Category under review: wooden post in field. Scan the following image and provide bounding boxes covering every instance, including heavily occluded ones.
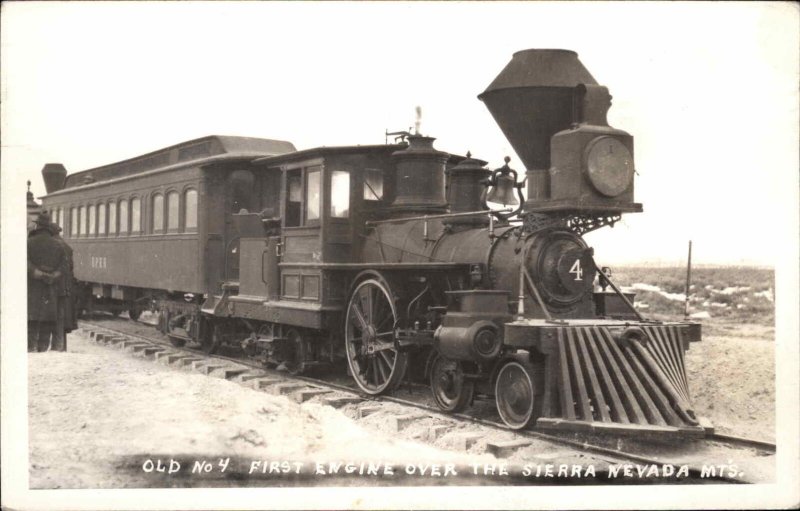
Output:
[684,240,693,320]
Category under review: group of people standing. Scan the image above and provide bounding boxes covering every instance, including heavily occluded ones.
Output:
[27,211,77,352]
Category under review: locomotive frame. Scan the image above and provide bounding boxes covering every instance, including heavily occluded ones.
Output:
[38,49,709,438]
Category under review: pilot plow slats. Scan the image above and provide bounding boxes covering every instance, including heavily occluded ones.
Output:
[537,325,705,437]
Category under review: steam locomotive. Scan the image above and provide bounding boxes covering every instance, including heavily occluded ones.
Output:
[38,50,706,436]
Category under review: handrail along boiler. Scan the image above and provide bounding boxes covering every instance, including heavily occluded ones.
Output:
[39,49,707,436]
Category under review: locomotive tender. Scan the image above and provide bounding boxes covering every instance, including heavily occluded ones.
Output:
[39,50,706,436]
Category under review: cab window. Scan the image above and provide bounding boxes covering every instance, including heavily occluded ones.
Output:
[363,169,383,201]
[285,170,302,227]
[331,170,350,218]
[306,168,321,222]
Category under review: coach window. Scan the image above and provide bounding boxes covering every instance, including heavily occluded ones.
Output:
[184,189,198,231]
[98,203,106,236]
[88,204,96,236]
[78,205,86,237]
[152,193,164,233]
[119,200,129,235]
[167,191,179,232]
[363,169,384,201]
[131,198,141,234]
[286,170,302,227]
[330,170,350,218]
[70,207,78,237]
[306,167,321,223]
[108,201,117,235]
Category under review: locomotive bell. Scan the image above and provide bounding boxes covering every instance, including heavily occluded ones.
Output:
[486,172,519,206]
[482,157,525,218]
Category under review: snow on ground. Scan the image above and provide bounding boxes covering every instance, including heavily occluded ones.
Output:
[28,332,493,489]
[754,290,774,302]
[627,283,686,302]
[716,286,751,295]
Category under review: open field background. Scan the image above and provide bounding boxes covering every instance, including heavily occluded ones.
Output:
[612,266,775,441]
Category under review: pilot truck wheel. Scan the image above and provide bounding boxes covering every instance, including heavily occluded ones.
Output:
[494,360,541,430]
[430,354,474,413]
[344,278,408,395]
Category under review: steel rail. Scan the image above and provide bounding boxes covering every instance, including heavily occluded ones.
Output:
[707,433,776,454]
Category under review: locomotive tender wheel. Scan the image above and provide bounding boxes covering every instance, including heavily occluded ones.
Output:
[495,361,539,430]
[168,335,186,348]
[345,278,408,395]
[430,354,474,413]
[157,310,169,334]
[282,328,307,375]
[128,306,142,321]
[202,323,222,355]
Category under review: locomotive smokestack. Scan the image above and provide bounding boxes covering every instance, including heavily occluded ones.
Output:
[480,49,639,215]
[41,163,68,194]
[479,49,597,201]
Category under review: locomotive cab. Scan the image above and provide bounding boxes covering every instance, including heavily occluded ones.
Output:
[209,144,408,368]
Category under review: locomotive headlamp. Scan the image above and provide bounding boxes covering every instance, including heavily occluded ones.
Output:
[584,136,634,197]
[482,157,525,219]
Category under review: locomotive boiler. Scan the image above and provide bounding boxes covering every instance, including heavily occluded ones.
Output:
[38,49,707,436]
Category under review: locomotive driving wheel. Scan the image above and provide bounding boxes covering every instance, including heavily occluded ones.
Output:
[495,360,541,430]
[345,278,408,395]
[430,354,474,413]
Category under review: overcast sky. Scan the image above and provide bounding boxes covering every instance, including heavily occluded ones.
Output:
[2,1,797,266]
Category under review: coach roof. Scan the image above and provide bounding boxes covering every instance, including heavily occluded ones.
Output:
[48,136,296,197]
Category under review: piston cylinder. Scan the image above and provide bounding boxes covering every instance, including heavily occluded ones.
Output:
[433,290,511,362]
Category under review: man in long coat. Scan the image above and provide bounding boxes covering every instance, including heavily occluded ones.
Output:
[49,223,76,350]
[28,212,66,352]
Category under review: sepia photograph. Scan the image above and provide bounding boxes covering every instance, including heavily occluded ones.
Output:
[2,1,798,509]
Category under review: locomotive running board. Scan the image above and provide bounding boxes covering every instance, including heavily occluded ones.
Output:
[527,323,710,437]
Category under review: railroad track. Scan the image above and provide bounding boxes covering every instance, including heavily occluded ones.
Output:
[76,318,775,481]
[706,433,776,454]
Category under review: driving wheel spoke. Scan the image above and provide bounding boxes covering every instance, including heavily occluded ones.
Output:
[344,278,408,395]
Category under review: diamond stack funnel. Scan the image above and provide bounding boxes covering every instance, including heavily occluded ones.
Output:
[478,49,597,202]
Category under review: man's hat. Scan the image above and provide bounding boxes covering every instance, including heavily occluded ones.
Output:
[34,211,52,227]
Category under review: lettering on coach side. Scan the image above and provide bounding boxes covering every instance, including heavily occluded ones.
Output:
[91,256,108,269]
